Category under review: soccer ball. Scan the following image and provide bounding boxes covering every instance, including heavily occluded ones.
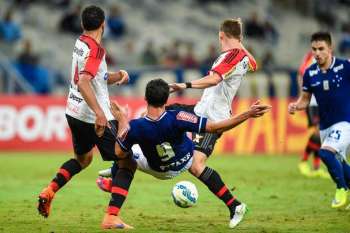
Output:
[171,181,198,208]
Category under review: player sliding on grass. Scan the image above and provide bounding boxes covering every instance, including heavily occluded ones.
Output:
[37,5,133,229]
[98,79,270,229]
[289,32,350,209]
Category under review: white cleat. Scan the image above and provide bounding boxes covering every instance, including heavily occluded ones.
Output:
[98,168,112,177]
[229,203,247,229]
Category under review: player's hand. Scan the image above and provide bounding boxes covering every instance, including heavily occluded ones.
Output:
[248,100,271,118]
[116,70,129,86]
[95,111,107,137]
[288,102,298,114]
[169,83,186,93]
[110,101,130,138]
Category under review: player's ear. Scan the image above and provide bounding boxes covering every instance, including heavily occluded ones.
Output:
[219,31,224,40]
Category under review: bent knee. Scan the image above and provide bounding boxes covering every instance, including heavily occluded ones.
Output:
[75,151,93,169]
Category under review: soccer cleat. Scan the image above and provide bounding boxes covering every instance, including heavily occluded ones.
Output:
[98,168,112,177]
[298,161,312,177]
[229,203,247,229]
[101,213,134,229]
[37,187,55,218]
[312,168,330,179]
[331,188,348,208]
[96,176,112,193]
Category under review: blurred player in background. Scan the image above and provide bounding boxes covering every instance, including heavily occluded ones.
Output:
[297,51,328,178]
[289,32,350,208]
[100,79,270,229]
[36,5,133,229]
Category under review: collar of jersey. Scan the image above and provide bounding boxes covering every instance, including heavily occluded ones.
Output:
[144,111,167,122]
[80,34,101,48]
[220,47,242,54]
[316,56,336,71]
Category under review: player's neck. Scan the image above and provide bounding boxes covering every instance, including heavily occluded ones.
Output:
[146,106,166,120]
[83,30,102,44]
[221,39,241,52]
[319,56,333,71]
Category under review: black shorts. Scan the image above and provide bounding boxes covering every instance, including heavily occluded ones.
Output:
[166,103,221,157]
[66,114,119,161]
[306,106,319,127]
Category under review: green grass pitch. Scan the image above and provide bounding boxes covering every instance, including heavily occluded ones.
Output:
[0,152,349,233]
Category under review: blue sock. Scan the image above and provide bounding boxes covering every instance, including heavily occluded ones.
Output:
[111,162,119,178]
[342,161,350,186]
[318,149,348,189]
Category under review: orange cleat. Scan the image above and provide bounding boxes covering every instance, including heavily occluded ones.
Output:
[37,187,55,218]
[101,213,134,229]
[96,176,112,193]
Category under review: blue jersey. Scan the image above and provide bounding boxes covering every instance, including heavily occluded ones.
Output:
[302,57,350,129]
[118,110,207,172]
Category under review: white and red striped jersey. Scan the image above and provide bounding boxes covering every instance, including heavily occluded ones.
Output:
[194,48,257,121]
[66,34,114,123]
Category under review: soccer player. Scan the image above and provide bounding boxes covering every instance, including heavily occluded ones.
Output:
[297,51,328,178]
[99,18,256,177]
[37,5,133,228]
[164,18,257,189]
[289,31,350,208]
[99,79,270,229]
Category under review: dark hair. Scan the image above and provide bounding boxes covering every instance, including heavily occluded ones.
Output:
[220,18,242,40]
[145,79,170,107]
[311,31,332,46]
[81,5,105,31]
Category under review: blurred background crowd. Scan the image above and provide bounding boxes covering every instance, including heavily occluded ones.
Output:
[1,0,350,97]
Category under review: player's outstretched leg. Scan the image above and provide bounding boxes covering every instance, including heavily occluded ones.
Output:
[318,149,348,208]
[101,158,136,229]
[37,156,86,217]
[196,166,246,228]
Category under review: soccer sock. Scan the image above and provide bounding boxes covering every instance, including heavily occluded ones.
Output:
[49,158,82,192]
[341,161,350,186]
[319,149,347,189]
[302,133,321,162]
[313,152,321,170]
[107,168,134,216]
[111,162,119,178]
[198,167,241,215]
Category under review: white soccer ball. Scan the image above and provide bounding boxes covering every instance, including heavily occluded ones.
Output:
[171,181,198,208]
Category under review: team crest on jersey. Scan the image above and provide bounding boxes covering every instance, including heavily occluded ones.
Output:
[176,111,198,123]
[103,73,109,80]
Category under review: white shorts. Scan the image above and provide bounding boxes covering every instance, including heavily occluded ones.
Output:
[131,145,192,180]
[320,121,350,160]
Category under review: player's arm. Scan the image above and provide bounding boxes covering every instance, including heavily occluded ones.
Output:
[288,69,312,114]
[107,70,129,85]
[205,100,271,134]
[288,91,311,114]
[169,73,222,92]
[77,73,107,137]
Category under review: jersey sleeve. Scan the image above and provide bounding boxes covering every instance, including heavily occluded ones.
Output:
[80,47,105,78]
[210,49,248,80]
[175,111,207,133]
[302,69,312,93]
